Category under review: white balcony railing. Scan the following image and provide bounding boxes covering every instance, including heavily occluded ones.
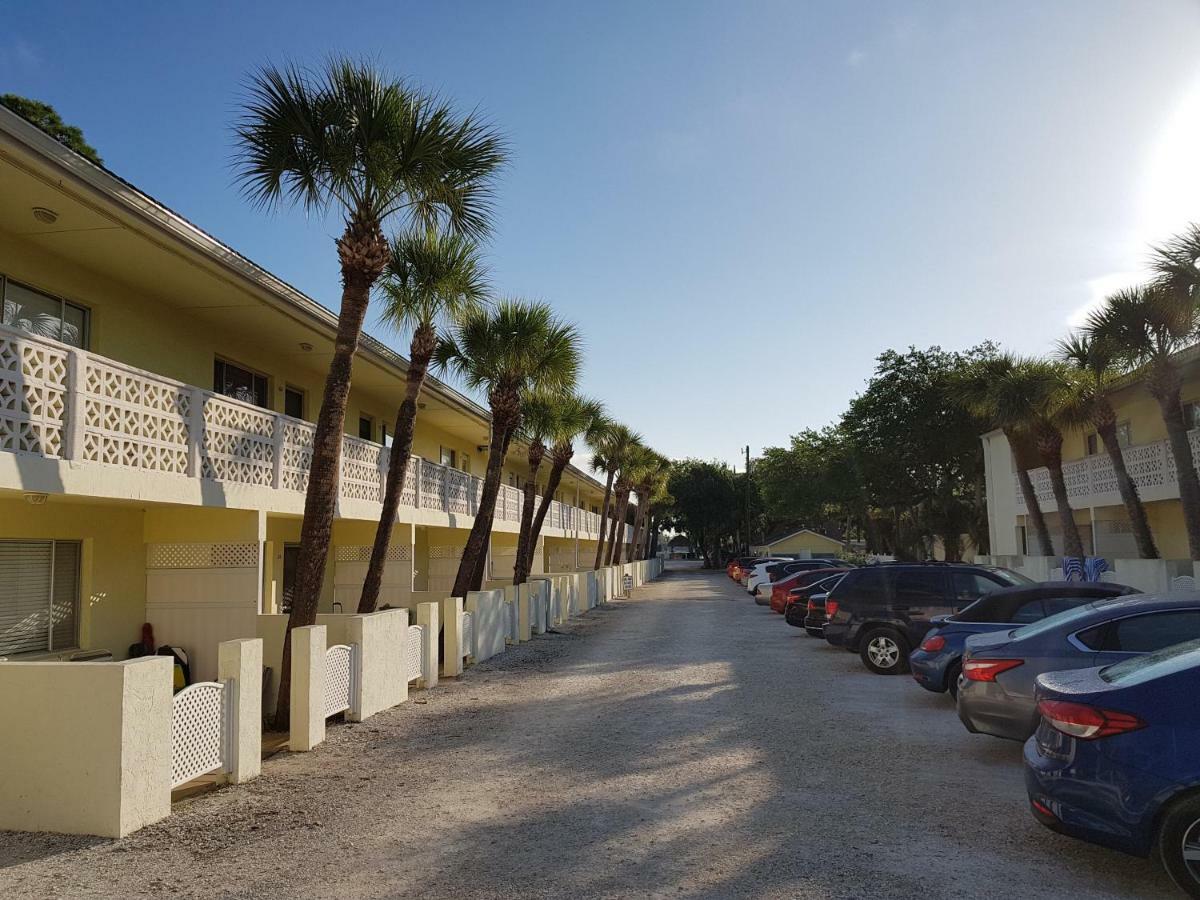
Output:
[0,324,604,536]
[1015,431,1200,514]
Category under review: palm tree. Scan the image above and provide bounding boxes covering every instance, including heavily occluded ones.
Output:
[610,444,654,565]
[629,453,667,561]
[1087,283,1200,558]
[234,59,504,726]
[436,301,581,596]
[952,356,1056,557]
[357,230,489,613]
[512,391,562,586]
[993,358,1087,558]
[1057,332,1158,559]
[591,424,641,569]
[517,394,607,582]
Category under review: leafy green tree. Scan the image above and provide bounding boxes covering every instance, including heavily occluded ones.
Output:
[663,459,741,567]
[0,95,102,164]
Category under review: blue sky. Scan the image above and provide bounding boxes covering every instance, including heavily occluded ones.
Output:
[5,1,1200,466]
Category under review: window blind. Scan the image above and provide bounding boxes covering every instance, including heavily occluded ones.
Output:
[0,541,80,656]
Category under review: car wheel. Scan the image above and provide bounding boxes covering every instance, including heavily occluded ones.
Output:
[860,628,910,675]
[946,661,962,699]
[1159,793,1200,898]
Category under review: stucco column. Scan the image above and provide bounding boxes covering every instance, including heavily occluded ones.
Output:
[440,596,463,678]
[218,638,262,784]
[349,609,407,721]
[290,625,326,752]
[416,601,440,688]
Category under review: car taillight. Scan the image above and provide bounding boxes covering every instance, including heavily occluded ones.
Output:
[920,635,946,652]
[806,600,815,613]
[1037,700,1145,740]
[825,600,839,618]
[962,658,1023,682]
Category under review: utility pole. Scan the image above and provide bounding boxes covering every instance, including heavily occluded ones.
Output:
[744,445,751,554]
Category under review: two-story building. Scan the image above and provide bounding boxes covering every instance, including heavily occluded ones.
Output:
[0,106,627,680]
[980,345,1200,588]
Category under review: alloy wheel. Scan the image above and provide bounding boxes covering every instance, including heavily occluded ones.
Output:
[1182,818,1200,884]
[867,636,899,669]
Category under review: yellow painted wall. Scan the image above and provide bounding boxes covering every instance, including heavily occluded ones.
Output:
[760,531,844,555]
[0,496,145,659]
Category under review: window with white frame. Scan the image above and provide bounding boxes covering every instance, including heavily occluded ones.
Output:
[1,275,90,348]
[0,540,81,656]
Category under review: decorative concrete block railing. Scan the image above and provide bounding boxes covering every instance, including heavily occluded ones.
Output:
[1014,430,1200,513]
[0,323,608,537]
[0,638,263,839]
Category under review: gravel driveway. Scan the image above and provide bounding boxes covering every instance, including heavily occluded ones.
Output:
[0,563,1177,898]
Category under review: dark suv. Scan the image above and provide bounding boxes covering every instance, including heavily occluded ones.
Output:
[822,563,1032,675]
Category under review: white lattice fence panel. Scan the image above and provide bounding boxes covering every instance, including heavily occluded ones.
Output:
[1126,441,1169,491]
[82,358,191,472]
[280,419,315,492]
[447,469,471,514]
[324,644,354,718]
[147,542,259,569]
[1089,452,1118,495]
[461,611,474,658]
[1063,459,1090,498]
[429,545,464,559]
[406,624,425,682]
[335,544,412,562]
[421,461,446,509]
[200,395,275,485]
[400,456,419,507]
[341,435,386,502]
[0,330,68,457]
[171,681,226,788]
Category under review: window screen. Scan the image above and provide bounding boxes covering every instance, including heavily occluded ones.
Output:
[214,358,269,408]
[0,540,80,656]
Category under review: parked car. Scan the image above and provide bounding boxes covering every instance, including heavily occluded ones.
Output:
[740,557,789,587]
[822,563,1032,674]
[957,594,1200,742]
[1024,639,1200,896]
[909,581,1137,698]
[785,574,848,634]
[770,568,848,613]
[728,556,761,581]
[747,558,834,596]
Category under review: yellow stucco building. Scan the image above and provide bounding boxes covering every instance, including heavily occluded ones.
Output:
[0,106,625,678]
[752,529,846,557]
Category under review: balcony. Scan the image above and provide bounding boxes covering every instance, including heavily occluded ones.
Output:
[1014,431,1200,514]
[0,323,604,537]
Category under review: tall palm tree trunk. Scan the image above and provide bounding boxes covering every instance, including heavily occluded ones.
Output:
[610,488,632,565]
[605,487,625,565]
[629,500,647,562]
[522,452,570,577]
[1007,428,1055,557]
[593,469,615,569]
[1096,422,1158,559]
[277,217,387,729]
[1153,382,1200,559]
[359,328,435,613]
[1038,430,1085,559]
[453,423,516,597]
[514,444,544,585]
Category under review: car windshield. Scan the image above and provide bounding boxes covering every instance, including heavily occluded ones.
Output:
[1099,638,1200,686]
[1009,600,1112,641]
[988,567,1035,586]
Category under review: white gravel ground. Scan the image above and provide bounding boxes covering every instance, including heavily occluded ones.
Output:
[0,563,1178,898]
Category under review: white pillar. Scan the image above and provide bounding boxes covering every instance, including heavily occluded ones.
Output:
[349,609,407,721]
[289,625,326,752]
[440,596,464,677]
[218,638,262,784]
[416,601,440,688]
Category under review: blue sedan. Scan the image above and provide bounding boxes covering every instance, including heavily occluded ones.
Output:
[908,582,1135,698]
[1024,639,1200,896]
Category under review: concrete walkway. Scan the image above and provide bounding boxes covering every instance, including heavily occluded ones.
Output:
[0,563,1175,898]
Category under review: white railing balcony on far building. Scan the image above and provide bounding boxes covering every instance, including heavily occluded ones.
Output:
[0,323,604,537]
[1014,432,1199,514]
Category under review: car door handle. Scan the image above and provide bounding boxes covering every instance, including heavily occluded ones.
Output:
[893,605,910,612]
